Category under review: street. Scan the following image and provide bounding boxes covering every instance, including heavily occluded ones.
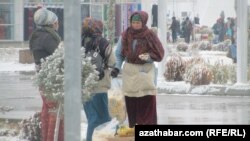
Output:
[0,72,249,124]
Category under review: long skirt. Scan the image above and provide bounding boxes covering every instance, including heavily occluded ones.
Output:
[40,94,64,141]
[125,95,157,128]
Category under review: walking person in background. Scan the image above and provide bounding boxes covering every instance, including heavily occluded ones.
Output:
[169,16,178,43]
[111,11,164,128]
[229,38,237,63]
[217,11,226,42]
[29,8,63,141]
[183,17,193,43]
[81,17,115,141]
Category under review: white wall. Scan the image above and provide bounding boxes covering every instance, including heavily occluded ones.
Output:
[165,0,236,27]
[198,0,236,27]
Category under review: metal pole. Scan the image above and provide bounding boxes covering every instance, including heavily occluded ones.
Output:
[64,0,81,141]
[236,0,248,83]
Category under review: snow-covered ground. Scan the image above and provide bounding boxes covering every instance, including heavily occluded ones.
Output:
[0,45,249,140]
[0,48,88,140]
[0,122,88,141]
[0,48,35,72]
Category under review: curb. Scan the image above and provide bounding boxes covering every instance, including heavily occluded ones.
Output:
[157,81,250,96]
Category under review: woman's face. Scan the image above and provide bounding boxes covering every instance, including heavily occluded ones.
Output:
[53,21,59,31]
[131,21,142,30]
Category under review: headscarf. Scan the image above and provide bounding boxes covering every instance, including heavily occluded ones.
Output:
[131,14,141,22]
[81,17,108,55]
[34,8,58,26]
[82,17,103,37]
[121,11,164,64]
[30,8,60,46]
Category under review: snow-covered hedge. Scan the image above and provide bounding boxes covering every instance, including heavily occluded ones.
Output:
[212,39,231,51]
[34,43,99,104]
[209,61,236,84]
[19,112,41,141]
[176,42,188,52]
[184,57,212,85]
[198,40,212,51]
[164,55,236,85]
[164,54,186,81]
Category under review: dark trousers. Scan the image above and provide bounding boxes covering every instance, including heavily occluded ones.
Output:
[172,31,177,43]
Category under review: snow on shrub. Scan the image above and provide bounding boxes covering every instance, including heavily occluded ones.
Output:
[19,112,41,141]
[34,43,99,104]
[209,61,231,84]
[184,57,212,85]
[212,39,230,51]
[186,64,213,85]
[176,42,188,52]
[228,64,236,84]
[198,40,212,51]
[164,54,186,81]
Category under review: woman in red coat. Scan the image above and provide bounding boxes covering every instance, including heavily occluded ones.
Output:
[111,11,164,127]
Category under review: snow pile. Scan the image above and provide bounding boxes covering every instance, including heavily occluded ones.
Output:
[0,48,34,72]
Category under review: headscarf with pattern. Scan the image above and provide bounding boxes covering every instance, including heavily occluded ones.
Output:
[34,8,58,27]
[81,17,108,56]
[82,17,103,37]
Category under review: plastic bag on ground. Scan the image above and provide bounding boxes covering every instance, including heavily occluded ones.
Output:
[92,118,119,141]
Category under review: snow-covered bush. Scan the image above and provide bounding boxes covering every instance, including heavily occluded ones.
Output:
[185,64,213,85]
[0,123,19,137]
[34,43,99,104]
[164,54,186,81]
[19,112,41,141]
[184,57,212,85]
[190,43,199,50]
[209,61,231,84]
[198,40,212,51]
[212,42,226,51]
[212,39,231,51]
[176,42,188,52]
[228,64,236,84]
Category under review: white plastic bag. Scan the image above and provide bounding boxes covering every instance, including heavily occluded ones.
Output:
[108,78,127,124]
[92,118,119,141]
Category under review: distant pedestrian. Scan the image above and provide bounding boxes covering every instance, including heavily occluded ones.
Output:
[183,17,193,43]
[228,38,237,63]
[169,16,178,43]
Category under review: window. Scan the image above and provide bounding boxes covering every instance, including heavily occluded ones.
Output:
[0,0,14,40]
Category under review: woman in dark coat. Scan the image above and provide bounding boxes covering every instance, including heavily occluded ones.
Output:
[81,17,115,141]
[29,8,63,141]
[111,11,164,127]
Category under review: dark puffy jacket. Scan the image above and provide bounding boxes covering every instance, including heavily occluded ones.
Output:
[29,27,60,65]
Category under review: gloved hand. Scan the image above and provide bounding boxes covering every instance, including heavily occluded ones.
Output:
[111,68,120,78]
[139,53,150,61]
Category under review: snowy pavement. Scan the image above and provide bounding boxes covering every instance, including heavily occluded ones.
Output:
[1,47,250,140]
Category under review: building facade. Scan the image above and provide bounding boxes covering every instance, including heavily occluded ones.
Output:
[0,0,141,43]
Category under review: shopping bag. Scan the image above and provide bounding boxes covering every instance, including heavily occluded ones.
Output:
[92,118,119,141]
[108,78,127,124]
